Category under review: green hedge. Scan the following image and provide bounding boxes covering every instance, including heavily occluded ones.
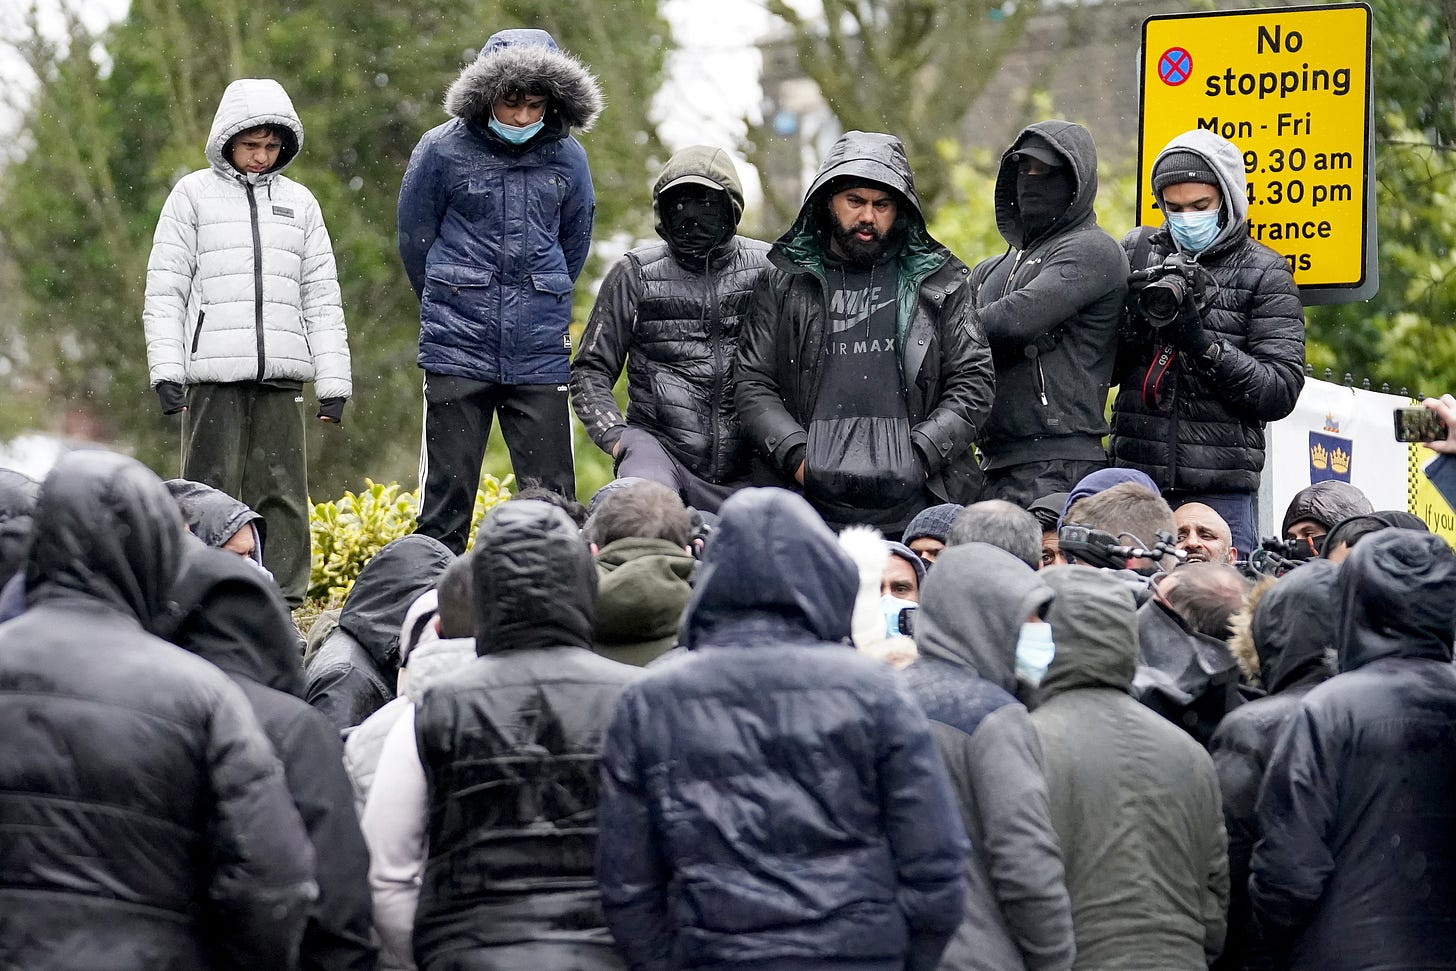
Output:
[307,475,513,604]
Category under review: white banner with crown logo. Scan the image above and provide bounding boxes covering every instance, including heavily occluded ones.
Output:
[1262,377,1412,540]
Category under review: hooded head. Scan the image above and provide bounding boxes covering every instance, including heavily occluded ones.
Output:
[1038,565,1139,701]
[915,542,1054,694]
[1247,558,1339,693]
[680,488,857,650]
[26,450,184,634]
[472,499,596,654]
[995,120,1101,248]
[165,479,266,566]
[1336,529,1456,671]
[1321,510,1428,562]
[772,131,946,273]
[338,535,454,673]
[168,543,304,696]
[1061,468,1161,526]
[0,469,39,588]
[445,28,603,141]
[1149,129,1249,254]
[653,146,745,265]
[1281,480,1374,540]
[206,79,303,182]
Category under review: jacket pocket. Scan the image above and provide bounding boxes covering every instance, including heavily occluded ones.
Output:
[190,310,207,354]
[530,272,574,302]
[805,416,921,507]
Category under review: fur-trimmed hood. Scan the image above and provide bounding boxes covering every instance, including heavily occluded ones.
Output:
[445,28,603,132]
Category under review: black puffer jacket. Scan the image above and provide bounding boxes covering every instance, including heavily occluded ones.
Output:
[0,467,38,587]
[736,132,995,516]
[597,488,969,971]
[166,477,267,562]
[572,145,771,484]
[304,534,453,732]
[0,451,316,971]
[971,120,1128,467]
[170,545,377,971]
[1111,130,1305,493]
[1208,561,1337,971]
[1250,531,1456,970]
[412,500,636,970]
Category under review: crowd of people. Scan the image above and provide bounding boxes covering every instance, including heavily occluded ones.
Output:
[2,23,1454,971]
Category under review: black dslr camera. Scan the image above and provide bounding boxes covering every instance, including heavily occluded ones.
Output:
[1136,254,1212,328]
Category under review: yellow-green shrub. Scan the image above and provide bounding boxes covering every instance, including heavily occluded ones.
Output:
[307,475,513,603]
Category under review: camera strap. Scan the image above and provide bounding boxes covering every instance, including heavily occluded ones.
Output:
[1141,345,1178,408]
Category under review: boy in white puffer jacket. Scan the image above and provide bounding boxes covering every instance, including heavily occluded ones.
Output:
[144,77,351,606]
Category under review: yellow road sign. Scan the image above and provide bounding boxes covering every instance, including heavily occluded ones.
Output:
[1138,3,1373,296]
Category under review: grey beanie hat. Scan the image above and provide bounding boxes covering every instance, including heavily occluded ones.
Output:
[1153,149,1219,193]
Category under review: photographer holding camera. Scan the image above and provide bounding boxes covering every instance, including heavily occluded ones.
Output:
[1111,129,1306,556]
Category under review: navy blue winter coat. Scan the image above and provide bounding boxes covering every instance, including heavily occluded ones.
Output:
[398,29,602,385]
[596,487,968,971]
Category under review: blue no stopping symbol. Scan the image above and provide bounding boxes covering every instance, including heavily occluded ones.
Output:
[1159,47,1192,86]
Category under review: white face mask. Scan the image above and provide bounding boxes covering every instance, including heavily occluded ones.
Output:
[1015,621,1056,686]
[882,595,917,638]
[1166,209,1221,253]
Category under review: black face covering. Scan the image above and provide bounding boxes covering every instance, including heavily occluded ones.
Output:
[1016,169,1075,243]
[662,187,735,263]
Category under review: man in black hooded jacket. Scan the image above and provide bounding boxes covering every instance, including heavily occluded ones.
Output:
[1249,530,1456,970]
[170,544,377,971]
[736,131,994,534]
[304,533,454,733]
[0,450,316,971]
[1208,560,1337,971]
[573,145,771,511]
[970,121,1128,505]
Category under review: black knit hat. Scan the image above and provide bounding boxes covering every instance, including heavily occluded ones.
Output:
[1152,149,1218,193]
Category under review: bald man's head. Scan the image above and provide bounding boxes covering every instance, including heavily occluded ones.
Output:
[1175,502,1236,565]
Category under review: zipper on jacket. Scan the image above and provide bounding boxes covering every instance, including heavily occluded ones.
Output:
[1000,250,1027,299]
[1035,357,1048,407]
[706,259,723,481]
[191,310,207,354]
[245,183,265,381]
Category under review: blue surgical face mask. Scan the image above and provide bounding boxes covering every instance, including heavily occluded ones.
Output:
[1015,621,1056,686]
[1166,209,1221,253]
[882,595,917,638]
[488,114,545,145]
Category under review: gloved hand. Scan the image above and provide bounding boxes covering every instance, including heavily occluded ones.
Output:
[1164,294,1213,355]
[155,381,186,415]
[316,397,347,424]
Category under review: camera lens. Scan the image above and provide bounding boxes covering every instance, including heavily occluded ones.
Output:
[1138,277,1186,327]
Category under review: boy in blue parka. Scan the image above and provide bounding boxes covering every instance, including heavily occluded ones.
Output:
[398,29,603,553]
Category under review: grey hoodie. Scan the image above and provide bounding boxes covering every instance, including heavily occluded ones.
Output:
[1033,567,1228,970]
[972,121,1128,467]
[903,543,1074,971]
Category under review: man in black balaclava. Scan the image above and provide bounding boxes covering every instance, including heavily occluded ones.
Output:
[736,131,994,536]
[572,146,771,512]
[970,121,1129,508]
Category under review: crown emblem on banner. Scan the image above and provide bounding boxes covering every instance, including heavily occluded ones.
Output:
[1311,443,1328,470]
[1330,447,1350,475]
[1323,413,1341,433]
